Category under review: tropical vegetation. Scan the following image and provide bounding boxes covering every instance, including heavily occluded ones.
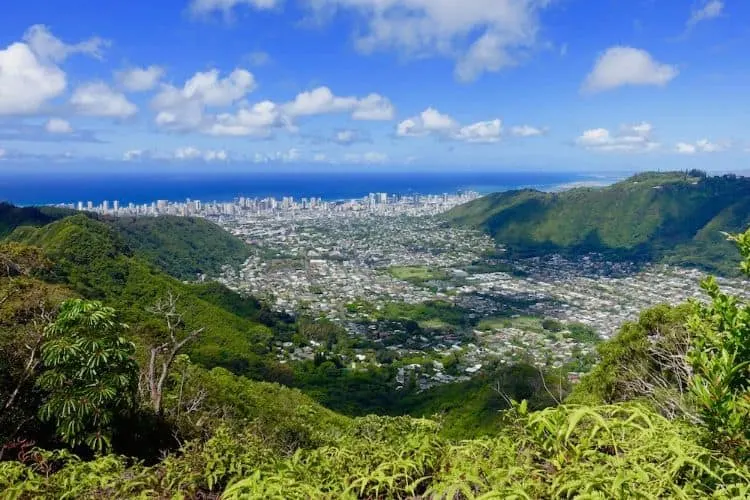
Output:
[445,171,750,275]
[0,201,749,498]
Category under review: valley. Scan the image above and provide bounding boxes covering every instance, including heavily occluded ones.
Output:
[216,193,748,390]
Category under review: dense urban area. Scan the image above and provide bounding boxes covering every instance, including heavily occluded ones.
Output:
[57,189,747,390]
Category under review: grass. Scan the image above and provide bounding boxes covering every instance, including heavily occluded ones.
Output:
[387,265,448,284]
[477,315,544,332]
[418,319,450,330]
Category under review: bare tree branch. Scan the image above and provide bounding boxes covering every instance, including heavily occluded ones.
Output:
[143,292,203,414]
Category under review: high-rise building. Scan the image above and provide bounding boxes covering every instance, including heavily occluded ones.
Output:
[102,200,109,212]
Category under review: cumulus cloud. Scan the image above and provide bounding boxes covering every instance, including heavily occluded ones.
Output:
[343,151,389,164]
[207,101,288,137]
[397,107,503,143]
[583,47,678,93]
[70,82,138,118]
[183,69,256,106]
[23,24,108,63]
[203,149,229,161]
[45,118,73,134]
[152,68,256,131]
[197,1,550,81]
[123,149,146,161]
[332,129,369,145]
[283,87,394,121]
[190,0,280,15]
[576,121,659,152]
[306,0,550,82]
[116,65,165,92]
[675,139,724,154]
[396,107,458,137]
[253,148,301,163]
[174,146,202,160]
[152,76,393,137]
[510,125,545,137]
[174,146,229,161]
[0,41,67,115]
[687,1,723,29]
[0,26,99,114]
[455,119,502,143]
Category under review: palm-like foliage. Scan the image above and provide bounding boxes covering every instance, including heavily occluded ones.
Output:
[36,299,138,451]
[687,230,750,460]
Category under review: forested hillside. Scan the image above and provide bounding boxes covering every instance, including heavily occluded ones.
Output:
[1,210,749,498]
[0,203,74,238]
[6,215,293,380]
[1,203,251,281]
[445,171,750,274]
[111,216,251,280]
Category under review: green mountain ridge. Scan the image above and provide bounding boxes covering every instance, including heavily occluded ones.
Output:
[1,197,749,497]
[445,171,750,274]
[0,203,250,280]
[6,214,292,380]
[111,216,251,280]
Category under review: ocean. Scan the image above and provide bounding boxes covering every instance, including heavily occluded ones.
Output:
[0,169,617,206]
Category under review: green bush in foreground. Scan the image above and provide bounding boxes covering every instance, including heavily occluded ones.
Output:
[2,404,748,499]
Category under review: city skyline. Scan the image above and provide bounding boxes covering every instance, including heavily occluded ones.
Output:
[1,1,748,172]
[57,190,479,217]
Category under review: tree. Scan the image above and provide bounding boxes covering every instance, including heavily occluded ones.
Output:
[687,230,750,460]
[142,292,203,414]
[0,243,66,446]
[36,299,138,451]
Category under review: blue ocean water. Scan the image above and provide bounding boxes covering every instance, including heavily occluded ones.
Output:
[0,169,611,206]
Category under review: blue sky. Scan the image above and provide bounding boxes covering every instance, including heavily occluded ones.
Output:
[0,0,748,172]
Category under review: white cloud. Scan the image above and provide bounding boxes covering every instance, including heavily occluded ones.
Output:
[174,146,229,161]
[70,82,138,118]
[351,93,395,120]
[675,142,697,155]
[397,107,503,143]
[344,151,389,164]
[576,121,659,152]
[123,149,145,161]
[687,1,723,29]
[253,148,301,163]
[455,119,502,143]
[510,124,544,137]
[152,68,256,131]
[397,107,457,137]
[207,100,290,137]
[182,69,255,106]
[0,43,66,115]
[675,139,724,154]
[116,65,165,92]
[583,47,678,93]
[23,24,108,63]
[307,0,550,82]
[283,87,394,121]
[0,148,5,159]
[313,153,328,162]
[203,149,229,161]
[45,118,73,134]
[190,0,280,15]
[174,146,202,160]
[333,129,368,145]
